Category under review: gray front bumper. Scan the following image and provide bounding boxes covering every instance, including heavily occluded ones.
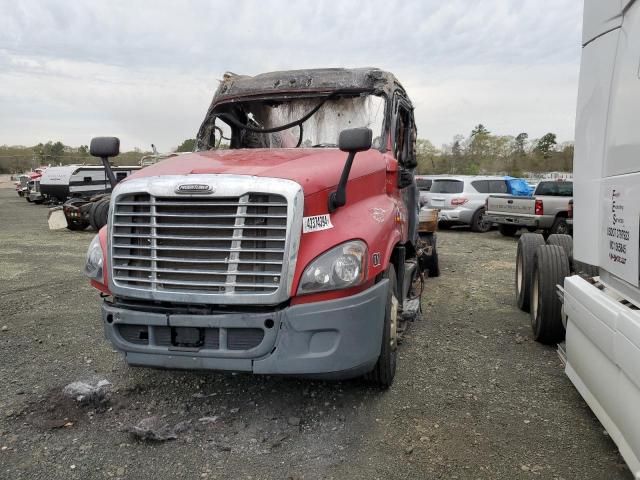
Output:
[102,280,388,379]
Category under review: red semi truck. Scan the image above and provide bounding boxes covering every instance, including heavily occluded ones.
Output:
[83,68,427,387]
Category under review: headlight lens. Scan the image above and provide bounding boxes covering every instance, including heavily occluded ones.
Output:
[297,240,367,294]
[84,234,104,281]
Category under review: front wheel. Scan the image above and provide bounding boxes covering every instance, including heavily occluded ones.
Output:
[470,208,491,233]
[365,265,398,389]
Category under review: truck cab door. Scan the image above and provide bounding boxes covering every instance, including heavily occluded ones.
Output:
[391,92,418,244]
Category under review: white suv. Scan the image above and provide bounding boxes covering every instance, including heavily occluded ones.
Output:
[425,176,511,232]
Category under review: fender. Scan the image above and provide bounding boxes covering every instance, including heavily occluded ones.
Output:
[291,169,404,305]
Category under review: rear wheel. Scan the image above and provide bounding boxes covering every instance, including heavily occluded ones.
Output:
[550,217,569,235]
[88,201,100,230]
[547,234,573,261]
[530,245,570,344]
[66,220,88,231]
[516,233,546,312]
[96,200,110,229]
[366,265,398,389]
[470,208,491,233]
[498,224,518,237]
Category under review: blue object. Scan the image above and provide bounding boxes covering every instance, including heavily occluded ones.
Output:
[505,176,532,196]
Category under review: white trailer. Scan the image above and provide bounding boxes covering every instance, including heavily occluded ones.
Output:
[40,165,140,202]
[515,1,640,474]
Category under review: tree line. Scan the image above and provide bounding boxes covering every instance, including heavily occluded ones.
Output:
[0,126,573,176]
[416,124,572,177]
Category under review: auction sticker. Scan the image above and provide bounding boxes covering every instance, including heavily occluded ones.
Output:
[303,214,333,233]
[602,185,639,286]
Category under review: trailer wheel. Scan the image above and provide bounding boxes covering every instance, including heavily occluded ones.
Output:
[515,233,546,312]
[530,245,570,344]
[366,265,398,389]
[546,234,573,261]
[470,208,491,233]
[498,224,518,237]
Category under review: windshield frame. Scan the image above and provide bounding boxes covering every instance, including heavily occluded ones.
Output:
[196,89,391,153]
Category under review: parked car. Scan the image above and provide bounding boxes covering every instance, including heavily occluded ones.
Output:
[424,176,513,232]
[415,175,437,206]
[485,180,573,237]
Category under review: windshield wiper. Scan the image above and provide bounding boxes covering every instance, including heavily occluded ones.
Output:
[311,143,337,148]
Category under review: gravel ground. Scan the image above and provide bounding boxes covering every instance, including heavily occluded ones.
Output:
[0,187,632,479]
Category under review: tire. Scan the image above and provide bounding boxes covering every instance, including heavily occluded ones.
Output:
[423,234,440,277]
[547,234,573,261]
[438,221,452,230]
[96,200,110,229]
[530,245,570,344]
[88,201,100,231]
[550,217,570,235]
[516,233,546,312]
[498,224,518,237]
[66,220,88,231]
[470,208,491,233]
[365,265,398,388]
[26,196,32,203]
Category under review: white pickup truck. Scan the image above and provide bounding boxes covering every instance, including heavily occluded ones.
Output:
[485,180,573,237]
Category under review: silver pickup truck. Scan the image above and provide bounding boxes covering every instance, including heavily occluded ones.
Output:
[485,180,572,236]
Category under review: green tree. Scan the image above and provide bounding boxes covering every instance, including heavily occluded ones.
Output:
[176,138,196,152]
[534,133,557,159]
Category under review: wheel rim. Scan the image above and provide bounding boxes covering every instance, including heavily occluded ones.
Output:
[390,295,399,351]
[477,212,490,232]
[531,269,539,325]
[516,253,523,295]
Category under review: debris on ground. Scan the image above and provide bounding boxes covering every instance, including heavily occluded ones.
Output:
[128,417,191,442]
[62,379,111,406]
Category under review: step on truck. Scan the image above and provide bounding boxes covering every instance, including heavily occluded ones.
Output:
[515,1,640,473]
[83,68,429,388]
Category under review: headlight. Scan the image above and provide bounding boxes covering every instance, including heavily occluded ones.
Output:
[84,234,104,281]
[297,240,367,294]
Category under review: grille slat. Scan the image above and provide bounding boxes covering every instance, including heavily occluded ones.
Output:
[112,192,288,295]
[114,222,285,230]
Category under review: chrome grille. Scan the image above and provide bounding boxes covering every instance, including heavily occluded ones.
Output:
[111,193,288,297]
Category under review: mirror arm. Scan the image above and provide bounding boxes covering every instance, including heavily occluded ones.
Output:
[328,151,356,212]
[101,156,118,188]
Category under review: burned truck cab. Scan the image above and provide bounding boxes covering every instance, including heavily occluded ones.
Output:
[85,68,421,387]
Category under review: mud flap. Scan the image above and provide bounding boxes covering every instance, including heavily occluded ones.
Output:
[48,207,68,230]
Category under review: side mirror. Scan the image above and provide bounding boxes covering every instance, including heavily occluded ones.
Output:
[338,128,372,153]
[329,128,373,212]
[90,137,120,158]
[90,137,120,188]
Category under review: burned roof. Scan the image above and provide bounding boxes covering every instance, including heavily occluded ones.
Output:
[211,68,405,105]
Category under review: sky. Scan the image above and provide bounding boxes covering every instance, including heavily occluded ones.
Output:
[0,0,583,152]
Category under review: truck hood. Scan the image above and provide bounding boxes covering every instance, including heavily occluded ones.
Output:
[126,148,387,196]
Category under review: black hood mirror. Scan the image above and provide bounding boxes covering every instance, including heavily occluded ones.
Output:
[329,128,372,212]
[90,137,120,188]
